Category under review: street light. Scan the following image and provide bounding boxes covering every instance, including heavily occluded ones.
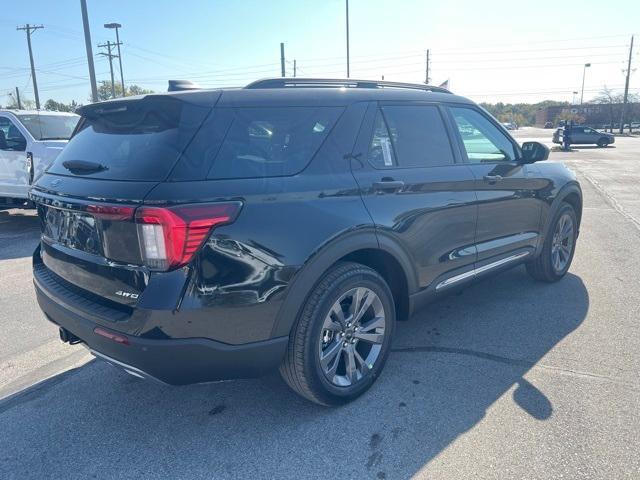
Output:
[345,0,350,78]
[572,91,578,105]
[104,22,125,97]
[580,63,591,105]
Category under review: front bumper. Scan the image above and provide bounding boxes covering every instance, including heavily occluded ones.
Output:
[34,269,289,385]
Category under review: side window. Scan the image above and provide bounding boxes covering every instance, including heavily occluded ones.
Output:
[379,105,455,168]
[450,107,517,163]
[0,117,26,151]
[207,106,342,179]
[367,111,397,168]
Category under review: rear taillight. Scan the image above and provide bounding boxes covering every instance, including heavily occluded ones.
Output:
[135,202,242,271]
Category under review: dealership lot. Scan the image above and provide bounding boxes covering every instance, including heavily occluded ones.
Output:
[1,129,639,479]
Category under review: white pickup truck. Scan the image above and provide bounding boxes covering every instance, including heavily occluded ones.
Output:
[0,110,79,208]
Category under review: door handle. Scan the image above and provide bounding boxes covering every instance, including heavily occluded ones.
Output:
[483,175,503,183]
[372,178,405,191]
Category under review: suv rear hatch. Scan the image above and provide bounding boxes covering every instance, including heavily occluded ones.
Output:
[31,92,221,309]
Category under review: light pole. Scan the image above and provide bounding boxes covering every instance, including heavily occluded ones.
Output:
[345,0,350,78]
[572,91,578,105]
[580,63,591,105]
[104,22,125,96]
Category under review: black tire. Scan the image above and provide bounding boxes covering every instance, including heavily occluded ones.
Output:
[597,138,609,147]
[279,262,396,406]
[526,202,578,282]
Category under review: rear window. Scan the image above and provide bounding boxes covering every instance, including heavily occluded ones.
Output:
[17,113,79,140]
[48,97,211,181]
[206,106,342,179]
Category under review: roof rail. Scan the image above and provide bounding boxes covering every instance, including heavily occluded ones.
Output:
[245,77,451,94]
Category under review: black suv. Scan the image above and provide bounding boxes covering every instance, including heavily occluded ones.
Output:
[30,78,582,405]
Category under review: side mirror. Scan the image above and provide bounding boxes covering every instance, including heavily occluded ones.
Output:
[521,141,549,163]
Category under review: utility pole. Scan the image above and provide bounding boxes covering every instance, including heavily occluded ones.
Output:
[345,0,350,78]
[80,0,98,103]
[280,43,285,77]
[580,62,591,104]
[98,41,119,99]
[16,24,44,110]
[104,23,125,97]
[425,49,430,84]
[15,87,22,110]
[293,59,297,77]
[620,35,634,134]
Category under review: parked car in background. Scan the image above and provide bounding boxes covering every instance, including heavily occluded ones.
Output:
[501,121,517,130]
[30,78,581,406]
[544,121,553,128]
[0,110,79,208]
[553,125,614,147]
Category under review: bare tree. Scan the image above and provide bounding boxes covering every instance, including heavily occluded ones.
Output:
[593,86,640,132]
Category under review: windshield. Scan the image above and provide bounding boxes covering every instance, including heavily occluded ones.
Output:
[17,113,80,140]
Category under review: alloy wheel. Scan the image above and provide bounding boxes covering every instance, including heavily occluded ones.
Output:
[318,287,386,387]
[551,213,575,273]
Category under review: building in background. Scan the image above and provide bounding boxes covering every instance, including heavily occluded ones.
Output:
[536,103,639,128]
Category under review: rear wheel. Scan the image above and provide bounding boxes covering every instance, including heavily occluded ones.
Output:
[280,262,395,406]
[526,203,577,282]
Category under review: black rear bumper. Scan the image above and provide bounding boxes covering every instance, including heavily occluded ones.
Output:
[34,269,288,385]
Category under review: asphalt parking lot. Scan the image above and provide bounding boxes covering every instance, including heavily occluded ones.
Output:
[1,128,639,479]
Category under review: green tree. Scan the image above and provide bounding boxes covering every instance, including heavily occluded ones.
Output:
[44,99,80,112]
[94,81,154,101]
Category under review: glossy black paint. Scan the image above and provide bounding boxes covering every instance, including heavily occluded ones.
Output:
[31,85,581,384]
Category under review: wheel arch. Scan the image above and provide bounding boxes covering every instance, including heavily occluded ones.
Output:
[536,181,583,257]
[270,229,418,338]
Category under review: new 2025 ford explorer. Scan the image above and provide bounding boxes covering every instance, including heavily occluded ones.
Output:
[30,78,582,406]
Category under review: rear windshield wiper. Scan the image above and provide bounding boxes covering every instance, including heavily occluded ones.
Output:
[62,160,109,174]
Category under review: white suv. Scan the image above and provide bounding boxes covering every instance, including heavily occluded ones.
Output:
[0,110,79,207]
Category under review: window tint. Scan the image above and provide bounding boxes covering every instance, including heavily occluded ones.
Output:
[367,111,396,168]
[378,105,454,168]
[450,107,517,163]
[207,106,342,179]
[49,97,211,181]
[17,114,79,140]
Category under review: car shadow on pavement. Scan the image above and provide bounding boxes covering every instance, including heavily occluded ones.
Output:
[0,210,41,260]
[0,267,588,479]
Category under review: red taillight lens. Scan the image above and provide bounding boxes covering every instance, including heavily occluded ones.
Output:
[87,204,135,221]
[135,202,241,270]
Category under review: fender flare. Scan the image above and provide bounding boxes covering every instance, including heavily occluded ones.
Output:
[269,228,418,338]
[536,181,583,256]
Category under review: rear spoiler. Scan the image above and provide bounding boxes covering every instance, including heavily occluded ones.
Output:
[167,80,200,92]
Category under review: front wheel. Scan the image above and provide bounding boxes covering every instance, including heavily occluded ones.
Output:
[526,202,578,282]
[597,138,609,147]
[280,262,395,406]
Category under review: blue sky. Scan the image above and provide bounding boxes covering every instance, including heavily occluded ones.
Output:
[1,0,639,105]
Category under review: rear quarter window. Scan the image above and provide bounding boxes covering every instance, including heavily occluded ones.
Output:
[205,106,343,179]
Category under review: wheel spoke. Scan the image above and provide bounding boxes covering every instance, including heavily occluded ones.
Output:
[326,320,343,332]
[353,291,375,324]
[353,331,384,344]
[552,250,561,270]
[345,345,358,384]
[329,303,346,326]
[320,340,343,371]
[359,315,385,332]
[561,217,573,237]
[349,288,365,318]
